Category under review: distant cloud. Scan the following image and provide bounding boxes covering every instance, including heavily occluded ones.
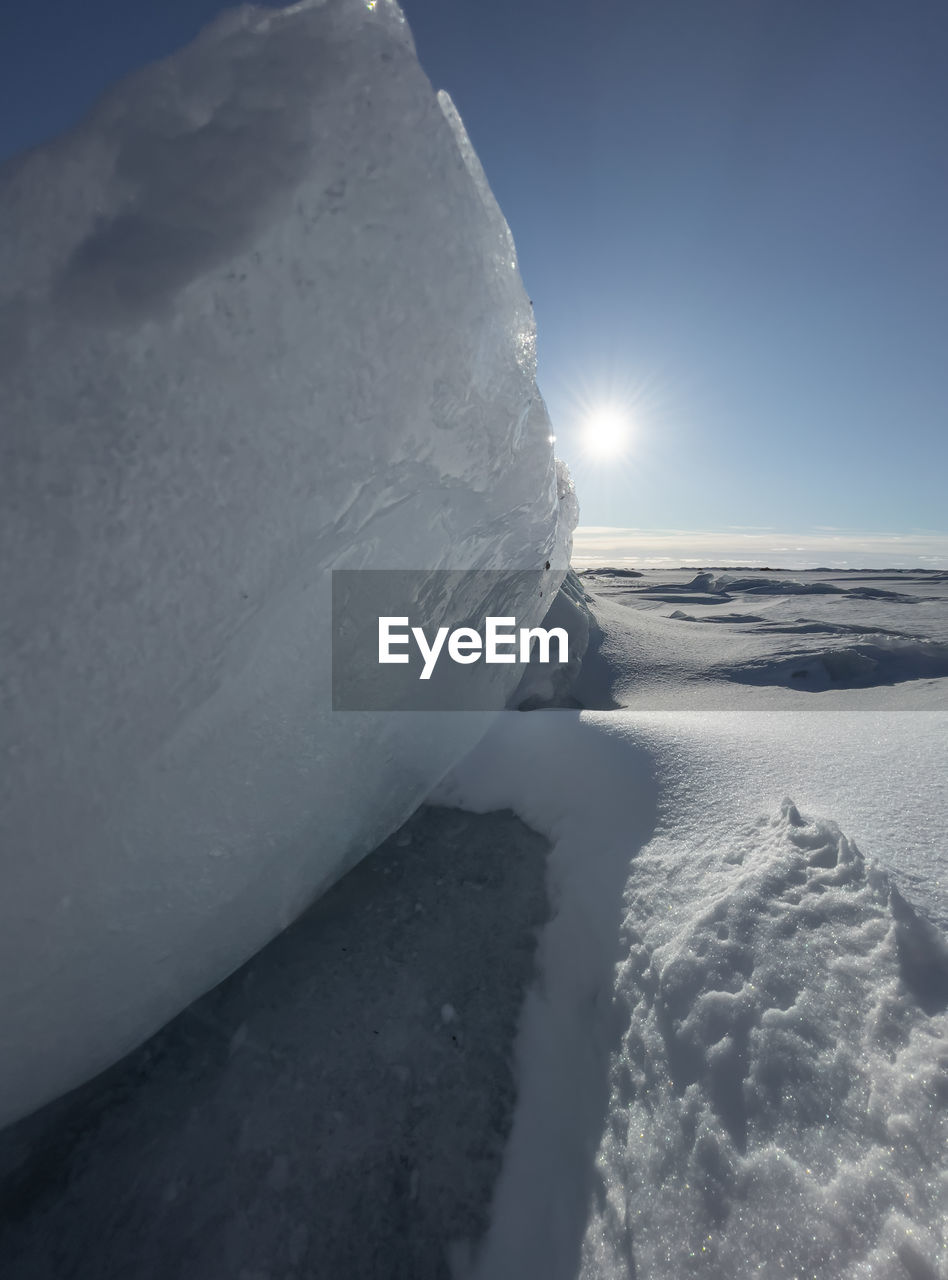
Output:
[572,527,948,570]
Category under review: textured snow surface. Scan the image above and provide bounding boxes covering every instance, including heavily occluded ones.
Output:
[577,568,948,711]
[584,798,948,1280]
[0,571,944,1276]
[438,710,948,1280]
[0,0,573,1125]
[434,573,948,1280]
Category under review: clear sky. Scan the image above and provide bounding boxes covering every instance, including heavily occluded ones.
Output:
[2,0,946,565]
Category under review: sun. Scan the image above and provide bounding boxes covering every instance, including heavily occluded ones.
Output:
[582,404,631,459]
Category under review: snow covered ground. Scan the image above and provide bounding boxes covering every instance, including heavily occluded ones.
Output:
[576,567,948,710]
[2,568,944,1279]
[440,569,948,1279]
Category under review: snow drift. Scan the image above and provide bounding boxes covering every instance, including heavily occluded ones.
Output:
[435,710,948,1280]
[0,0,574,1124]
[718,635,948,691]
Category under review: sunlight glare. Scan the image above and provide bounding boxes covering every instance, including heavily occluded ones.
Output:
[582,405,631,459]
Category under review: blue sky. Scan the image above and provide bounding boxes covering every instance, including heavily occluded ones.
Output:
[3,0,946,564]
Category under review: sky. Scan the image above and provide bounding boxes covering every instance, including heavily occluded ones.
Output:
[2,0,946,566]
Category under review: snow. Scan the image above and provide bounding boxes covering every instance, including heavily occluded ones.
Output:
[1,572,945,1276]
[433,569,948,1279]
[0,0,944,1270]
[0,0,573,1126]
[579,798,948,1280]
[575,567,948,712]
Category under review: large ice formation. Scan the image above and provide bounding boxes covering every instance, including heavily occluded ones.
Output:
[0,0,575,1124]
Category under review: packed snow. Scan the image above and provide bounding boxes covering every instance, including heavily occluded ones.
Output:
[0,0,574,1125]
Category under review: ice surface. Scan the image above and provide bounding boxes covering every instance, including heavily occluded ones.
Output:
[0,0,574,1124]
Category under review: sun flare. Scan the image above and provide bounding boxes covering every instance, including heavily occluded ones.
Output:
[582,405,631,459]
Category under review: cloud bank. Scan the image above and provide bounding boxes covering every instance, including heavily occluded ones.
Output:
[573,527,948,570]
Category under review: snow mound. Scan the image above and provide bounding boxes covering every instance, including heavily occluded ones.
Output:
[437,712,948,1279]
[0,0,574,1125]
[669,610,765,625]
[688,573,919,602]
[720,637,948,690]
[580,567,644,579]
[689,571,844,595]
[585,801,948,1279]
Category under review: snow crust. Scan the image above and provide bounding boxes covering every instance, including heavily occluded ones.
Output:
[0,0,573,1124]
